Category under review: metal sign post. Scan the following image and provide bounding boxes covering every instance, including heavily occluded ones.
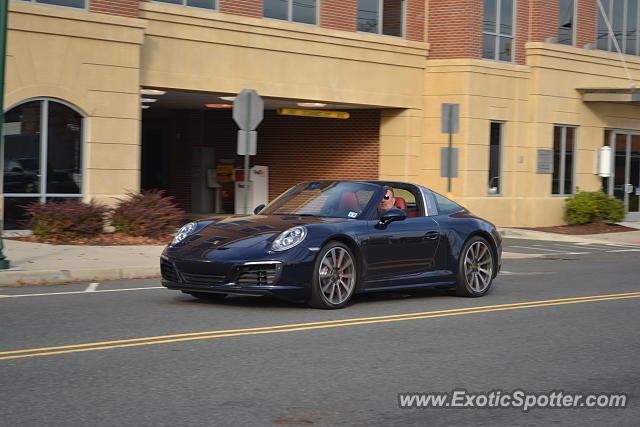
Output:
[0,0,9,269]
[441,103,459,194]
[233,89,264,215]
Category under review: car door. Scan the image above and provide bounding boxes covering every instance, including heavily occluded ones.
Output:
[361,216,440,289]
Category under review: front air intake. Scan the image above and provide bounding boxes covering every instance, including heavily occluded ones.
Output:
[236,263,282,286]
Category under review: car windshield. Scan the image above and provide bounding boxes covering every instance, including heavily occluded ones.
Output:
[260,181,380,219]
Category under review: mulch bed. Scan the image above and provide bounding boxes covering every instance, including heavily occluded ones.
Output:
[6,232,171,246]
[516,223,637,235]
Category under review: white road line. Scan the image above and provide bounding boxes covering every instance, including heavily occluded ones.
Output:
[1,287,164,298]
[85,283,99,292]
[605,249,640,252]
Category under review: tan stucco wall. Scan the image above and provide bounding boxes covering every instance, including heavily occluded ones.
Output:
[139,1,428,109]
[421,44,640,226]
[5,2,146,206]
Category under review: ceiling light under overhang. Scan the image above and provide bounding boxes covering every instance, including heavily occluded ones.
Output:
[297,102,327,108]
[205,104,233,108]
[141,98,158,103]
[141,105,150,109]
[219,96,236,101]
[141,89,166,96]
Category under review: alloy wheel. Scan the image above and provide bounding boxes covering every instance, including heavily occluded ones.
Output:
[318,246,356,305]
[463,240,493,293]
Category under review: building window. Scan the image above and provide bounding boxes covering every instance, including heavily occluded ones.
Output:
[552,125,576,195]
[482,0,514,61]
[16,0,86,8]
[488,121,503,195]
[598,0,639,55]
[357,0,405,37]
[3,99,84,230]
[558,0,575,45]
[264,0,317,25]
[153,0,216,10]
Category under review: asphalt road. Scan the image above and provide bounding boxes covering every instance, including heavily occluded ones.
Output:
[1,241,639,426]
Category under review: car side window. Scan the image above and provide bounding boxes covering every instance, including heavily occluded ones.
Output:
[391,187,421,217]
[433,193,464,215]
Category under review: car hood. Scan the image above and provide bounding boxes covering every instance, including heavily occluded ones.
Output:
[174,214,352,250]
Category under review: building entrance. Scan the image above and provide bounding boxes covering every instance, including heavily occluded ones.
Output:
[606,131,640,221]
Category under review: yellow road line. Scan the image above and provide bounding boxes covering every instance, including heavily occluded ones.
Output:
[2,291,639,357]
[0,295,10,298]
[1,292,639,361]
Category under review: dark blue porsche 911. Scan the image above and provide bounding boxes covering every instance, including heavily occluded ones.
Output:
[161,180,502,309]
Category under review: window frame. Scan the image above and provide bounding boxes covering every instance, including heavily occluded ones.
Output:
[487,120,504,196]
[2,98,86,203]
[357,0,407,38]
[597,0,640,56]
[13,0,88,11]
[552,124,577,196]
[482,0,516,62]
[558,0,576,46]
[152,0,218,12]
[263,0,319,26]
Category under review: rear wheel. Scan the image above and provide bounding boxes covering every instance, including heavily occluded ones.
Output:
[308,241,357,309]
[184,291,227,301]
[456,236,495,297]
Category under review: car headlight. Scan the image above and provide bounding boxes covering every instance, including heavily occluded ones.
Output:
[171,222,198,246]
[271,226,307,252]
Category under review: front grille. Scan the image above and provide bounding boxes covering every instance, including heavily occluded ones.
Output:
[236,264,281,286]
[181,272,227,287]
[161,259,179,282]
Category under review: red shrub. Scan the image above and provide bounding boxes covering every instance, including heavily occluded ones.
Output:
[110,190,185,237]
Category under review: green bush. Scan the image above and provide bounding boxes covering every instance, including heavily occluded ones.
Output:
[564,189,625,225]
[23,199,108,239]
[111,189,185,237]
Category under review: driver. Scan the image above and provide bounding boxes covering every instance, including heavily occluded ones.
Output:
[378,186,396,214]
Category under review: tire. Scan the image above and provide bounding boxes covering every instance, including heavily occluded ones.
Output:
[455,236,495,297]
[184,291,227,301]
[308,241,358,309]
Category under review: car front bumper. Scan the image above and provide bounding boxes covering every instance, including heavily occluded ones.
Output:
[160,247,317,302]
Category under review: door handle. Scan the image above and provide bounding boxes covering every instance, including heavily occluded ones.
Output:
[423,231,440,240]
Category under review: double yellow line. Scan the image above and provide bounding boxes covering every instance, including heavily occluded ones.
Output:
[2,291,640,361]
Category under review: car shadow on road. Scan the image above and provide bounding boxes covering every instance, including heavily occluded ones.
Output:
[174,287,458,310]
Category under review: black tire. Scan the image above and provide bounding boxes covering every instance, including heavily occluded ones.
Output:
[184,291,227,301]
[308,241,358,309]
[455,236,495,297]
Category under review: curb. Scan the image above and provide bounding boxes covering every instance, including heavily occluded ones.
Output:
[0,266,160,287]
[498,228,615,244]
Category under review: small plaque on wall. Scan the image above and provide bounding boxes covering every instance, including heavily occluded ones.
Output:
[537,149,554,174]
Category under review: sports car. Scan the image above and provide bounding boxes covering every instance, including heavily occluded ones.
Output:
[160,180,502,309]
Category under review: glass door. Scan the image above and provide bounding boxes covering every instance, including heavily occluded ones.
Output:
[608,131,640,221]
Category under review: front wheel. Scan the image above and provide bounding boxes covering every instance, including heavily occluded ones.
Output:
[308,241,358,309]
[456,236,495,297]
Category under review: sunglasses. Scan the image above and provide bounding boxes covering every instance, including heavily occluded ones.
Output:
[383,195,391,200]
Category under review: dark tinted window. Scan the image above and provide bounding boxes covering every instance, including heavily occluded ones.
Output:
[434,193,464,215]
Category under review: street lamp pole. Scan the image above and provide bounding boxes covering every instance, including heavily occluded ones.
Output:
[0,0,10,269]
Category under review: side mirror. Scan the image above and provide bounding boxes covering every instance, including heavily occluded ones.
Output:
[377,207,407,228]
[253,204,265,215]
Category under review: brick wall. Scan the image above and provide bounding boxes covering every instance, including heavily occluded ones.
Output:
[90,0,139,17]
[406,0,425,42]
[427,0,483,59]
[529,0,559,43]
[514,0,531,64]
[161,109,380,210]
[576,0,597,48]
[219,0,262,18]
[320,0,357,32]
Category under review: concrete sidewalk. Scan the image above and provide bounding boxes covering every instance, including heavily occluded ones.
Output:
[0,224,638,287]
[0,238,165,287]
